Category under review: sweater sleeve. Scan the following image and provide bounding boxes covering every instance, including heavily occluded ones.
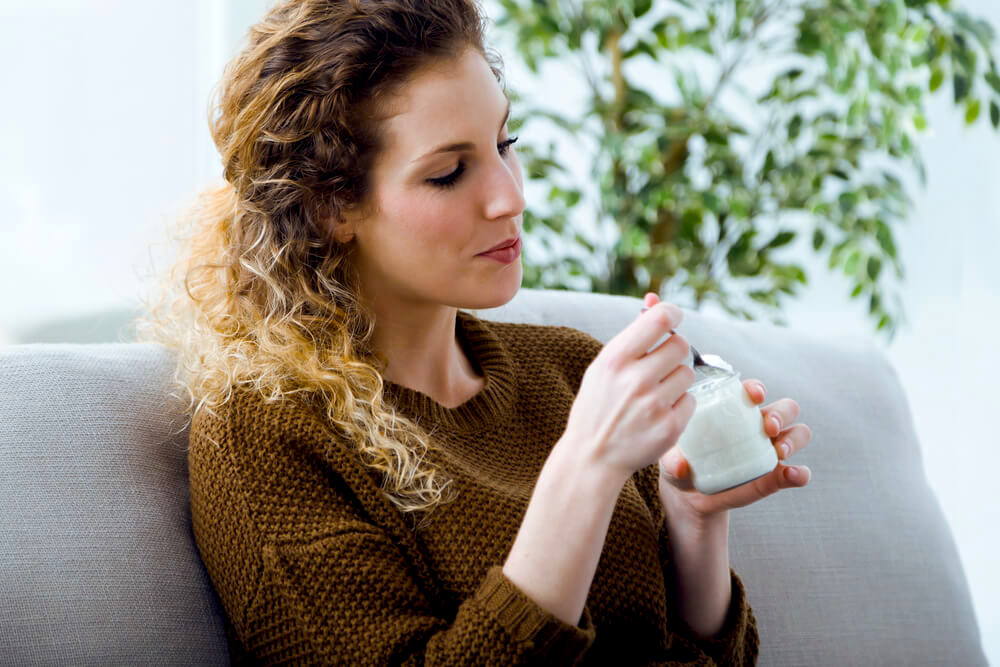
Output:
[631,466,760,666]
[248,534,596,665]
[188,406,596,666]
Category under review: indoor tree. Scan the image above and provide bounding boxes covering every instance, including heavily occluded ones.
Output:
[497,0,1000,336]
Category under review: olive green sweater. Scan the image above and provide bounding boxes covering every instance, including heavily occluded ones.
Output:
[188,311,759,665]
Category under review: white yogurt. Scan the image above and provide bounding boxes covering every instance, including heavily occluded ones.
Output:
[675,367,778,495]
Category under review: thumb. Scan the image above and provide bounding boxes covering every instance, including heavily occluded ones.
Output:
[659,446,690,481]
[640,292,660,314]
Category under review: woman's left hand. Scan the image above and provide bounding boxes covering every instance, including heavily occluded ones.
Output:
[640,293,813,522]
[658,377,812,520]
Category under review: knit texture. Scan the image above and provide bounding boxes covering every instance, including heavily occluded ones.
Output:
[188,310,760,665]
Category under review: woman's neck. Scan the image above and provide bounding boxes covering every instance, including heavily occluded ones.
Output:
[370,303,484,409]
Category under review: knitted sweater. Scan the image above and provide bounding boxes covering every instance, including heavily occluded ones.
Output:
[188,310,760,665]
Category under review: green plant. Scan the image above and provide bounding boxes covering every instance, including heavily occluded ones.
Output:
[497,0,1000,336]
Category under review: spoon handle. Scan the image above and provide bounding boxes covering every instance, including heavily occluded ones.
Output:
[639,306,708,367]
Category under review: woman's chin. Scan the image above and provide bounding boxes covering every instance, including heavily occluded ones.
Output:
[461,272,522,311]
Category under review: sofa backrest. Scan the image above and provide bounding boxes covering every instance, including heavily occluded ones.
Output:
[0,288,987,665]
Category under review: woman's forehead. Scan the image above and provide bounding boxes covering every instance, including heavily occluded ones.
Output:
[375,50,507,163]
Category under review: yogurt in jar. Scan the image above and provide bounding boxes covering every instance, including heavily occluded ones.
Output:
[675,363,778,495]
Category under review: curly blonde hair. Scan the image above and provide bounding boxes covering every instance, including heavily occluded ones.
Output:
[133,0,502,513]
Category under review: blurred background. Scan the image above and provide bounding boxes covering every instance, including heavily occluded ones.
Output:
[0,0,996,662]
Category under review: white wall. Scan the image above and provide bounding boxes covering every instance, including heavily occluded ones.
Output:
[0,0,996,662]
[0,0,268,339]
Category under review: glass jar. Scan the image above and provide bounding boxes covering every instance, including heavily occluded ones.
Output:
[675,366,778,495]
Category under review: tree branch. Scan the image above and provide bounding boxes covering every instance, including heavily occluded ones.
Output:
[704,0,788,111]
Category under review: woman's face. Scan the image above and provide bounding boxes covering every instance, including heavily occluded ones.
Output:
[340,47,525,313]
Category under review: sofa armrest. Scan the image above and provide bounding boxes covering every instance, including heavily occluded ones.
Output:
[0,343,229,665]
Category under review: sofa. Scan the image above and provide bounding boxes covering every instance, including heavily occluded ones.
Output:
[0,288,987,665]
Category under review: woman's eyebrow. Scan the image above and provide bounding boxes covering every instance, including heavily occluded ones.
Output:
[411,98,511,164]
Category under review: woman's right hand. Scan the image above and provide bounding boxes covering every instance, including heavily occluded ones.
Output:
[563,299,696,484]
[503,297,695,627]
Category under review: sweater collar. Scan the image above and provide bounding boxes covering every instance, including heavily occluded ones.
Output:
[382,310,517,434]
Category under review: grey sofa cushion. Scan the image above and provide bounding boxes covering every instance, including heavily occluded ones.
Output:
[0,343,229,666]
[478,288,987,666]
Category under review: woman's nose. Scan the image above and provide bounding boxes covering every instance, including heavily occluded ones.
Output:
[482,152,526,222]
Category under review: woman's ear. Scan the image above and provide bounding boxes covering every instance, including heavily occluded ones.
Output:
[327,197,371,244]
[327,202,361,244]
[331,217,356,244]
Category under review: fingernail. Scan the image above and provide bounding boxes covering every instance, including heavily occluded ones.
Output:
[785,466,799,481]
[771,415,781,432]
[780,442,790,458]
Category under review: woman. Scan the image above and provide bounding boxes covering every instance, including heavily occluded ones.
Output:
[138,0,812,664]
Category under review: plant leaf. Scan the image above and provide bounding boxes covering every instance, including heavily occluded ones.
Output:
[866,256,882,280]
[764,230,796,250]
[966,98,981,124]
[985,71,1000,95]
[930,68,945,92]
[954,74,970,103]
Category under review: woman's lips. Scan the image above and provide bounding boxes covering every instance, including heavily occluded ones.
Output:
[477,236,521,264]
[480,236,519,253]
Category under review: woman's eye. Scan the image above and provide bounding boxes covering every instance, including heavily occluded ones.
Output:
[498,135,518,156]
[426,136,519,190]
[428,162,465,189]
